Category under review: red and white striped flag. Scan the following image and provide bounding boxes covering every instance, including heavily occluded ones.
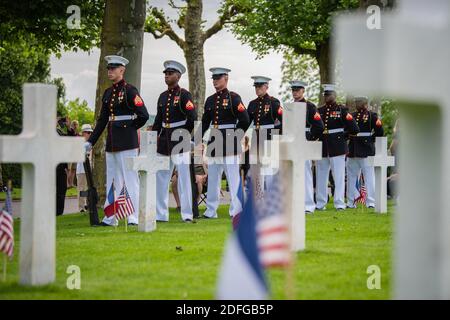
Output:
[115,184,134,220]
[255,173,291,268]
[0,185,14,258]
[353,174,367,206]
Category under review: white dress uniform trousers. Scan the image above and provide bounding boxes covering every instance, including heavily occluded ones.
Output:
[103,148,139,226]
[305,160,316,212]
[316,154,346,210]
[204,155,242,218]
[346,157,375,207]
[156,152,193,221]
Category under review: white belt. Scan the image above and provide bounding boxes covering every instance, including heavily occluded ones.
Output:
[210,123,236,129]
[305,128,311,132]
[356,132,372,137]
[162,119,187,128]
[323,128,344,134]
[254,124,275,129]
[109,115,135,121]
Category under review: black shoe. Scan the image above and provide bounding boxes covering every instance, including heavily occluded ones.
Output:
[183,219,193,223]
[336,208,345,211]
[368,205,375,209]
[99,222,113,227]
[200,215,212,219]
[156,219,168,223]
[127,222,138,226]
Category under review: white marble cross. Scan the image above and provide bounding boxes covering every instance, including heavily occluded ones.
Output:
[0,84,84,285]
[268,102,322,251]
[126,131,169,232]
[368,137,395,213]
[335,0,450,299]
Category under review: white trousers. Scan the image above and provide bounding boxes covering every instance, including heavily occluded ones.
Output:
[260,165,275,190]
[156,152,193,221]
[305,160,316,212]
[103,149,139,225]
[204,155,242,218]
[316,155,346,209]
[346,157,375,207]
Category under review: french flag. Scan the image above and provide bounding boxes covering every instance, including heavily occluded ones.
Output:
[216,178,268,299]
[104,181,116,217]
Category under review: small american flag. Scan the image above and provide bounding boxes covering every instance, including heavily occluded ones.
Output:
[115,184,134,220]
[353,174,367,206]
[0,185,14,258]
[255,173,290,268]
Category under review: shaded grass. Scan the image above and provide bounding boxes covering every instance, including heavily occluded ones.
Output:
[0,202,393,300]
[0,187,78,201]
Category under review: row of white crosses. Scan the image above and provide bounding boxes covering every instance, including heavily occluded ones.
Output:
[335,0,450,299]
[0,83,395,286]
[269,102,395,251]
[0,84,170,285]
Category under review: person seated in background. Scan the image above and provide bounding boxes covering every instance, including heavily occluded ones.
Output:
[67,119,79,188]
[240,136,250,186]
[171,169,181,212]
[76,124,93,212]
[194,144,208,203]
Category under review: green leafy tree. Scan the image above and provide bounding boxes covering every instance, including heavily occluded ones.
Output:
[0,36,51,135]
[227,0,360,87]
[66,98,95,127]
[145,0,241,117]
[0,0,104,56]
[279,51,321,104]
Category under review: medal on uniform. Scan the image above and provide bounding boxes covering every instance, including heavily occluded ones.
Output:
[264,104,270,113]
[222,99,229,108]
[174,96,180,105]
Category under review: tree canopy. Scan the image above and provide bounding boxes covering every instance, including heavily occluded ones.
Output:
[0,0,104,56]
[227,0,359,57]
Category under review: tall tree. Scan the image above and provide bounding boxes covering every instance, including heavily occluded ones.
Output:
[227,0,359,88]
[279,52,320,104]
[145,0,240,117]
[92,0,146,204]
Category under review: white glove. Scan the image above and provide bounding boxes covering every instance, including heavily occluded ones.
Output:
[84,142,92,153]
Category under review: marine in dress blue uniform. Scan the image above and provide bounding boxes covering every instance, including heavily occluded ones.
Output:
[200,67,250,218]
[151,60,197,222]
[247,76,282,188]
[346,96,384,208]
[86,55,149,226]
[290,80,324,213]
[315,84,359,210]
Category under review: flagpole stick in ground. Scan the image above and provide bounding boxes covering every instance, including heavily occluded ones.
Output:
[125,217,128,233]
[112,179,118,231]
[2,254,6,281]
[281,162,295,300]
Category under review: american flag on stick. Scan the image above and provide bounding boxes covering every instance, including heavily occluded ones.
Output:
[115,184,134,220]
[353,174,367,206]
[255,173,291,268]
[0,183,14,259]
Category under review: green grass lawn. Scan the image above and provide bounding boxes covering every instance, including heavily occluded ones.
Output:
[0,202,393,300]
[0,187,78,201]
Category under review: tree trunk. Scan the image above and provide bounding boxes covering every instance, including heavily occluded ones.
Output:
[184,0,206,120]
[93,0,146,205]
[315,39,332,104]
